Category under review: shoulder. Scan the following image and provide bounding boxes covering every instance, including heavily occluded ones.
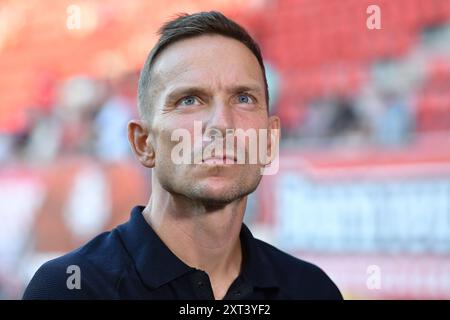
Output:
[23,230,131,300]
[254,239,343,300]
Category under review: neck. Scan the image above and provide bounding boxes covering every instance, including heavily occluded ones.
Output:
[142,178,246,299]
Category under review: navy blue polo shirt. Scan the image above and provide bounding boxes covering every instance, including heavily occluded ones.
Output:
[23,206,342,300]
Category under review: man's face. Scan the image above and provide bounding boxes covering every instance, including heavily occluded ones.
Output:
[146,34,279,205]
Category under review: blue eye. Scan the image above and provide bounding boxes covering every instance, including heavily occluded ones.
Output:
[237,94,254,104]
[178,96,200,107]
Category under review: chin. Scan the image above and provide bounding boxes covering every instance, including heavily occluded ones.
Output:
[188,177,258,206]
[197,179,239,198]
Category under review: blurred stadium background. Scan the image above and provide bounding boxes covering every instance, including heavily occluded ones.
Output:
[1,0,450,299]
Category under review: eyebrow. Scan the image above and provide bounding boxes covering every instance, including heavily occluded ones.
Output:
[165,84,264,103]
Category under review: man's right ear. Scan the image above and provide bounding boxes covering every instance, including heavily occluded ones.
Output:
[127,119,155,168]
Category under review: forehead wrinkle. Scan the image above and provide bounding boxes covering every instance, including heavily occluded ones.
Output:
[162,65,262,93]
[153,35,263,82]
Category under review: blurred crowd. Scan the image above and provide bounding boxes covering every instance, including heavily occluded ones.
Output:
[282,23,450,149]
[0,72,139,165]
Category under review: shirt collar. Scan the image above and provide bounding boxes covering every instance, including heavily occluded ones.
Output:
[117,206,279,290]
[117,206,193,289]
[239,223,279,289]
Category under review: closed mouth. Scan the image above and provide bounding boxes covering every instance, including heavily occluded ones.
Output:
[202,154,237,164]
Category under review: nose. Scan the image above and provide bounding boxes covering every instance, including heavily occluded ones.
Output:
[205,98,234,138]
